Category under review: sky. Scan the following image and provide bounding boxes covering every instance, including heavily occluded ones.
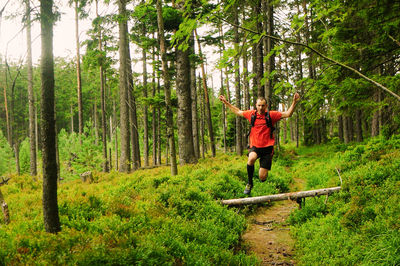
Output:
[0,1,97,64]
[0,0,222,98]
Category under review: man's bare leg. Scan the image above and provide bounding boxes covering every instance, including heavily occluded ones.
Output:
[259,167,269,182]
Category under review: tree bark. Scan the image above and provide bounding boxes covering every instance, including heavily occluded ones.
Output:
[176,39,197,164]
[221,186,341,206]
[338,115,344,142]
[156,0,178,175]
[26,0,37,176]
[371,89,380,137]
[128,56,140,170]
[190,32,200,159]
[142,28,149,167]
[75,0,83,140]
[96,0,108,172]
[40,0,61,233]
[195,29,216,157]
[117,0,131,173]
[152,40,158,165]
[355,109,363,142]
[233,4,243,156]
[14,143,20,175]
[199,75,206,158]
[263,0,275,108]
[254,0,264,98]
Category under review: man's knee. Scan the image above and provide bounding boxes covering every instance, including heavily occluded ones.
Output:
[259,170,268,182]
[247,152,257,165]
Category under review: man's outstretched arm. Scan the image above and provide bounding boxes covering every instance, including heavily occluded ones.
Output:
[218,95,244,117]
[281,92,300,118]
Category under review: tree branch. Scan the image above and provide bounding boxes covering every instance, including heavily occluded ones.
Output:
[217,15,400,102]
[389,34,400,47]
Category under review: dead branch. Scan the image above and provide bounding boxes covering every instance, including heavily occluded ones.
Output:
[217,15,400,102]
[220,186,341,206]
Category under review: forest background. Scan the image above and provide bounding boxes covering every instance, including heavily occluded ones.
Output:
[0,0,399,264]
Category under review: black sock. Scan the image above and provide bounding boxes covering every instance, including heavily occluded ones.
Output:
[247,164,254,187]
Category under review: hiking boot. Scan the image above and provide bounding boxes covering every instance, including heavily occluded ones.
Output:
[243,184,253,195]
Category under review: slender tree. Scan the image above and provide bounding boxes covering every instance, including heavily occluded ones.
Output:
[117,0,131,173]
[95,0,108,172]
[40,0,61,233]
[73,0,84,140]
[25,0,37,176]
[142,28,149,167]
[233,3,242,155]
[195,29,216,157]
[190,33,200,159]
[156,0,177,175]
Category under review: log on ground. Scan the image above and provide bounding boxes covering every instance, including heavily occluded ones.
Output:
[220,186,341,206]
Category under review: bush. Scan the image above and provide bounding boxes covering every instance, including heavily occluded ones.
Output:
[290,135,400,265]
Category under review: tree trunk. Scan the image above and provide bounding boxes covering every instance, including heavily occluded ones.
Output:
[14,144,20,175]
[355,109,363,142]
[128,61,140,170]
[233,4,243,156]
[40,0,61,233]
[190,32,200,159]
[371,89,380,137]
[343,115,349,144]
[117,0,131,173]
[156,0,178,175]
[113,102,119,171]
[75,0,83,140]
[94,100,99,145]
[3,76,11,146]
[70,104,74,133]
[199,76,206,158]
[347,115,354,142]
[142,29,149,167]
[157,71,162,165]
[176,40,197,164]
[221,186,341,206]
[26,0,37,176]
[152,40,158,165]
[263,0,275,108]
[96,0,108,172]
[195,29,216,157]
[254,0,264,98]
[338,115,344,142]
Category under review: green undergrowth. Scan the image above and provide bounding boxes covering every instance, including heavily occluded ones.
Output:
[288,135,400,265]
[0,152,293,265]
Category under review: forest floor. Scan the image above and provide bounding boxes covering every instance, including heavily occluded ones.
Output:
[241,177,305,265]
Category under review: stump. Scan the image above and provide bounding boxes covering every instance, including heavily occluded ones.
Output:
[80,171,93,183]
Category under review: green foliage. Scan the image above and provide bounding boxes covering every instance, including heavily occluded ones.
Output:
[289,135,400,265]
[58,125,104,180]
[18,138,31,174]
[0,153,270,264]
[0,131,14,176]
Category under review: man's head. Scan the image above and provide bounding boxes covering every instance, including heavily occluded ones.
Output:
[256,97,267,114]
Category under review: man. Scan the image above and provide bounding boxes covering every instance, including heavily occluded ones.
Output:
[218,93,300,194]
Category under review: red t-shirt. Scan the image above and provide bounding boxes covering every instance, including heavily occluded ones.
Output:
[243,110,282,148]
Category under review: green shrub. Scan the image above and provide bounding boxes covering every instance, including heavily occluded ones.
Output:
[0,130,14,175]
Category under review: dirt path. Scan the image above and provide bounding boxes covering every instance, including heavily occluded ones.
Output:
[242,178,305,265]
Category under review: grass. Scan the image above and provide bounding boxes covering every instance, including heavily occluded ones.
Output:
[1,135,399,265]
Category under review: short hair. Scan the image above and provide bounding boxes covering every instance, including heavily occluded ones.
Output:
[256,97,267,103]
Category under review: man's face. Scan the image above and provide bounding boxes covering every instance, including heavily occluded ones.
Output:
[256,99,267,114]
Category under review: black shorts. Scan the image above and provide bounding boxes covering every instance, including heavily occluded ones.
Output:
[248,146,274,170]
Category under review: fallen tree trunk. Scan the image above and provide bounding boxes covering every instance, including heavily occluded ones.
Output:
[221,186,341,206]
